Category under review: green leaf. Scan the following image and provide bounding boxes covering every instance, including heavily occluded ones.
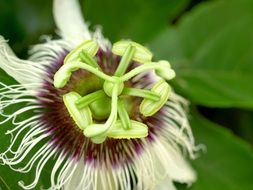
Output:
[83,0,190,43]
[149,0,253,108]
[177,111,253,189]
[0,0,54,56]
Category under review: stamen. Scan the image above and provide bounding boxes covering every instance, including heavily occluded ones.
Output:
[140,80,171,117]
[117,100,131,129]
[63,92,92,130]
[53,39,177,143]
[122,88,160,101]
[64,40,99,64]
[107,120,148,139]
[83,83,119,142]
[112,40,153,63]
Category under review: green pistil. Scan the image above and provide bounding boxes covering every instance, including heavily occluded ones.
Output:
[83,83,119,142]
[53,39,176,143]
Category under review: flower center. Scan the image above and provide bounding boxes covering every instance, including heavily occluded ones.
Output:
[53,40,175,144]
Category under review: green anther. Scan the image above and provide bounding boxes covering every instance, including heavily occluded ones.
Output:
[140,80,171,117]
[64,40,99,64]
[79,50,101,69]
[63,92,92,130]
[155,60,176,80]
[122,88,160,102]
[114,45,135,76]
[117,100,131,129]
[112,40,153,64]
[76,90,105,109]
[83,84,119,138]
[107,120,148,139]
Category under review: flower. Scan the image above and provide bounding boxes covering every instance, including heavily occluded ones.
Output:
[0,0,198,189]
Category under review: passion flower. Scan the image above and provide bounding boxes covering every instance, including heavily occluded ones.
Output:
[0,0,198,189]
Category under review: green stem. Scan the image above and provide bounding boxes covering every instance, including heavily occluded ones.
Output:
[122,87,160,101]
[114,45,135,76]
[121,62,164,82]
[76,90,105,109]
[117,100,131,129]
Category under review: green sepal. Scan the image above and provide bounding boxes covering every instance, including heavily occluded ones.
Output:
[63,92,92,130]
[140,80,171,117]
[112,40,153,63]
[108,120,148,139]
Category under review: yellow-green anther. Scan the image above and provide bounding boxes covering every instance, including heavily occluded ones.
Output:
[83,84,119,138]
[122,88,160,102]
[155,60,176,80]
[63,92,92,130]
[107,120,148,139]
[117,100,131,129]
[64,40,99,64]
[79,50,101,69]
[76,90,105,109]
[114,45,136,76]
[112,40,153,64]
[140,80,171,117]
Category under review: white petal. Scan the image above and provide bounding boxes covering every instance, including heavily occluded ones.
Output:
[0,36,44,87]
[153,140,197,184]
[53,0,91,46]
[155,177,177,190]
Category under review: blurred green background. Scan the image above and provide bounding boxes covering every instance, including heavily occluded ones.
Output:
[0,0,253,189]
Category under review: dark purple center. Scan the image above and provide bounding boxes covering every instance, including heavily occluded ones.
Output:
[37,49,164,167]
